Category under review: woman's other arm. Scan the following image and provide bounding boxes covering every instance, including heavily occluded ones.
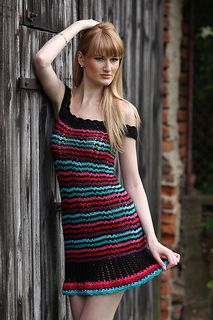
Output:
[118,102,180,270]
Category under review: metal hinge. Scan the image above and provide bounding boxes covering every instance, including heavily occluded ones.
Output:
[26,10,38,25]
[17,77,41,90]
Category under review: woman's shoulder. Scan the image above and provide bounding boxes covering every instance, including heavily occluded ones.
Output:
[117,99,140,127]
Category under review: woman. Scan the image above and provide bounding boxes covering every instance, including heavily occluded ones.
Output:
[34,19,180,320]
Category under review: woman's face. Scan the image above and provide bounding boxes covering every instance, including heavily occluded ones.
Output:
[80,52,120,87]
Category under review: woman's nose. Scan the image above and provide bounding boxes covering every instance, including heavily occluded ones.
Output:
[103,59,111,72]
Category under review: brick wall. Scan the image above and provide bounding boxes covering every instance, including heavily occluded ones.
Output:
[160,0,191,319]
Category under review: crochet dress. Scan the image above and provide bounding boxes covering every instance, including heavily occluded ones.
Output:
[50,84,167,296]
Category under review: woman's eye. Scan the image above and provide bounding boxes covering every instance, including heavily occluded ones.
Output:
[94,56,104,61]
[111,57,119,63]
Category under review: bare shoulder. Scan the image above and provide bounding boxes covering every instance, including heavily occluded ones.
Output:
[117,99,139,126]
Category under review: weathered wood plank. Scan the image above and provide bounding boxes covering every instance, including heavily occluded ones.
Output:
[21,0,75,33]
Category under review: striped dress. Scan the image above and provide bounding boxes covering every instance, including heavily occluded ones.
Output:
[50,84,167,296]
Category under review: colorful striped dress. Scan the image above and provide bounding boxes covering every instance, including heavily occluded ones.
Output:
[50,84,167,296]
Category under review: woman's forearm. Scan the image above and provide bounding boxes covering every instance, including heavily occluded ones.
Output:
[34,20,97,67]
[34,21,83,67]
[126,181,159,244]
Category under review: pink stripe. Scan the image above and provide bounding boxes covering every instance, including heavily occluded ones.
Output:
[65,237,145,255]
[63,213,139,231]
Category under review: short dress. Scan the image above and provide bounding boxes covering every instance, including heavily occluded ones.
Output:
[50,84,167,296]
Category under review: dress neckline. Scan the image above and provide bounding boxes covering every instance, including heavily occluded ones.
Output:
[62,84,137,129]
[68,87,105,124]
[68,107,105,124]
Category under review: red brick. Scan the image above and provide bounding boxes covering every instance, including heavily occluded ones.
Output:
[164,31,170,43]
[161,298,169,310]
[162,174,175,183]
[161,213,177,225]
[161,197,175,210]
[161,234,176,247]
[164,3,170,16]
[161,224,176,235]
[171,266,178,279]
[179,145,188,157]
[161,310,169,320]
[163,70,169,82]
[161,282,172,295]
[161,269,172,281]
[162,186,177,196]
[163,125,170,138]
[163,56,169,68]
[162,83,168,95]
[164,18,169,30]
[179,122,188,133]
[179,133,187,145]
[162,140,175,152]
[177,110,188,121]
[163,110,169,123]
[163,97,169,108]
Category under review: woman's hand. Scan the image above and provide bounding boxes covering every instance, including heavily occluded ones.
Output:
[147,239,180,271]
[74,19,100,31]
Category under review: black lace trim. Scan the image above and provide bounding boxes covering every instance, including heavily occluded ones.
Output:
[58,84,138,140]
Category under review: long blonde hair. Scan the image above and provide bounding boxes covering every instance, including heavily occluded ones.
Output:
[73,22,141,152]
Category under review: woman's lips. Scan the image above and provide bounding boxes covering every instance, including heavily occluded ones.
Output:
[101,74,112,79]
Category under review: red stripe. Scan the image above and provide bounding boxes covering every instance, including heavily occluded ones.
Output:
[65,238,147,259]
[63,215,140,234]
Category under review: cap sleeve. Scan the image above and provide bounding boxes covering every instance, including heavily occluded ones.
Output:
[125,125,138,140]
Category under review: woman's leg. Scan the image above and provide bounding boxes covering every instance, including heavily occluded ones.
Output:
[79,290,125,320]
[69,296,87,320]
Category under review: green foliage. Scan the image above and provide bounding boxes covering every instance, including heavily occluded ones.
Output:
[201,217,213,230]
[192,12,213,194]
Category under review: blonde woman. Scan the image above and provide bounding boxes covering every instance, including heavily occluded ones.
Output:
[34,20,180,320]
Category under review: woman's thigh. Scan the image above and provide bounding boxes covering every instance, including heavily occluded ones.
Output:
[69,295,87,320]
[79,290,125,320]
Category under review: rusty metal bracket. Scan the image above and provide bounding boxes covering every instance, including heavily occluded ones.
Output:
[17,77,41,90]
[26,10,38,23]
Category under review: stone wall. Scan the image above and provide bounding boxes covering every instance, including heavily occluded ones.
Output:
[160,0,190,319]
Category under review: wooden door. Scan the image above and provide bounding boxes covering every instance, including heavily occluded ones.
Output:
[0,0,163,319]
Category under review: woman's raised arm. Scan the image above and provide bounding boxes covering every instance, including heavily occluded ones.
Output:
[33,19,98,110]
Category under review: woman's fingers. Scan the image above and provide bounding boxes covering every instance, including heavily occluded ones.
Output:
[166,251,180,270]
[148,241,180,271]
[153,254,167,271]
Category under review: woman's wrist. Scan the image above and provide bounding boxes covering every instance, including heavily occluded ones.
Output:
[146,235,159,246]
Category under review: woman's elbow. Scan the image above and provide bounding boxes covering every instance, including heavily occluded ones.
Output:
[33,52,48,69]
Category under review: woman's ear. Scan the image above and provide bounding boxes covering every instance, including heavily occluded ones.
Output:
[77,51,85,68]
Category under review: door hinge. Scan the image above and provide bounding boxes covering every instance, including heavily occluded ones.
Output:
[17,77,41,90]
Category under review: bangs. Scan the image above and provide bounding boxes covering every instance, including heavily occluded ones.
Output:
[86,32,123,59]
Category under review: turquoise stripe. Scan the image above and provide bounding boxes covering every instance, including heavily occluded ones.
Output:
[62,261,169,296]
[55,164,114,174]
[54,160,114,174]
[61,185,124,193]
[51,134,111,151]
[61,185,125,198]
[64,228,143,249]
[55,159,114,171]
[62,204,136,225]
[62,202,135,220]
